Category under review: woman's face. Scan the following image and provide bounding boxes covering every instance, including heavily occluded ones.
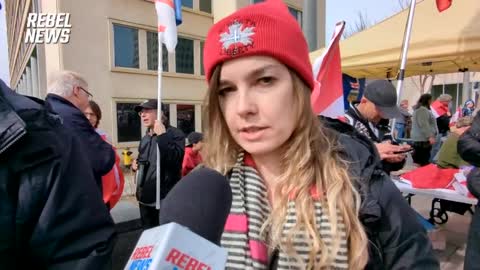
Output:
[218,56,297,158]
[467,102,474,108]
[84,106,98,128]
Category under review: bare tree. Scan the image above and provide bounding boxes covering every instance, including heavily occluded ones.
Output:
[397,0,410,11]
[410,74,436,94]
[342,10,371,39]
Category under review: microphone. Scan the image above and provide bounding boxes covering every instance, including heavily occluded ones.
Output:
[124,168,232,270]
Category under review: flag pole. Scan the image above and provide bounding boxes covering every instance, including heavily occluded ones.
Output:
[156,31,163,211]
[395,0,416,102]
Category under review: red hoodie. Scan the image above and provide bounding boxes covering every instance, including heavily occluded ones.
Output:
[182,146,203,176]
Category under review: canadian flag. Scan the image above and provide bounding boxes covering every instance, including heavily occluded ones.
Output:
[430,100,449,118]
[436,0,452,12]
[311,22,345,118]
[155,0,182,53]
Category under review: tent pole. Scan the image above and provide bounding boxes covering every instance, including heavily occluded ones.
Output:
[396,0,417,102]
[392,0,416,142]
[462,71,471,104]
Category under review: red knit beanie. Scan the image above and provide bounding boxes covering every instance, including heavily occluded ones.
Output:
[203,0,314,91]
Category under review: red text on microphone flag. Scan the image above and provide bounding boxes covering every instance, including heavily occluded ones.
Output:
[165,248,212,270]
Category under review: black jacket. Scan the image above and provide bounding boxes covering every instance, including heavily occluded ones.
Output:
[45,94,115,188]
[322,117,439,270]
[137,126,185,204]
[345,103,406,173]
[0,81,116,269]
[458,112,480,200]
[437,114,451,135]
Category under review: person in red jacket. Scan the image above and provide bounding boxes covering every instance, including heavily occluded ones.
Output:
[182,132,203,176]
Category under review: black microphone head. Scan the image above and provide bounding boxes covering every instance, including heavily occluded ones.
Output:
[159,167,232,245]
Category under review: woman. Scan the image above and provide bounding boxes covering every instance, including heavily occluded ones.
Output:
[202,1,438,269]
[411,94,438,166]
[84,100,124,209]
[84,99,110,140]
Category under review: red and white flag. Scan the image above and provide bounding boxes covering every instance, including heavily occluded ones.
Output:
[449,107,462,127]
[311,21,345,118]
[430,100,449,118]
[155,0,178,53]
[436,0,452,12]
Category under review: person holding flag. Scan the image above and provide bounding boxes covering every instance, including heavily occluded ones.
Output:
[132,100,185,228]
[131,0,184,227]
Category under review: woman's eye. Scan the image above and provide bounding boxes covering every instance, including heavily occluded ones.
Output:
[258,76,275,85]
[218,87,234,96]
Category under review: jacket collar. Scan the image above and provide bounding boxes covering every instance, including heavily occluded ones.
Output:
[46,93,78,109]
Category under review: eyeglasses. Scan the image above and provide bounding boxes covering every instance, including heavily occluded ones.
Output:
[79,86,93,100]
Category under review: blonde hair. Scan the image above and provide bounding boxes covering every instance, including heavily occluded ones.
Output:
[203,65,368,269]
[47,70,88,97]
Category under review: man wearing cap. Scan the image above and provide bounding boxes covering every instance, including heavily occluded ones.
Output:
[344,80,411,173]
[132,99,185,228]
[182,132,204,176]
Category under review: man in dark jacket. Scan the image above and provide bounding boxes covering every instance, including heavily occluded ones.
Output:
[132,99,185,228]
[343,80,411,173]
[45,70,115,188]
[323,116,439,269]
[458,112,480,269]
[0,80,116,269]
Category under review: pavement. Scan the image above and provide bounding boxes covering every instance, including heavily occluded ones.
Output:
[410,194,471,270]
[110,196,142,270]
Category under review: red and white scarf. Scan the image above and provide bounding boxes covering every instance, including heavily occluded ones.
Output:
[221,152,349,269]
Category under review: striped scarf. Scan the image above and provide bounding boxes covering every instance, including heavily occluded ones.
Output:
[221,152,349,269]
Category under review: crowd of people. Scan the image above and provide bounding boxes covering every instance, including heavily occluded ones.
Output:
[1,0,480,269]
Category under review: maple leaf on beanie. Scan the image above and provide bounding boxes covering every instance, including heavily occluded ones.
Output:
[203,0,314,91]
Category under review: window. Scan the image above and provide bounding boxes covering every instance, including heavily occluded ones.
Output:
[252,0,264,3]
[199,0,211,13]
[177,104,195,135]
[147,31,169,71]
[113,24,139,68]
[288,7,303,28]
[117,103,142,142]
[182,0,193,8]
[200,41,205,75]
[176,38,194,74]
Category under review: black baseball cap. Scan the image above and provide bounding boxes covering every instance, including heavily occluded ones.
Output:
[186,132,203,146]
[134,99,158,113]
[364,80,402,119]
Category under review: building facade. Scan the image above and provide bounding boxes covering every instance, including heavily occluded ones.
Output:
[5,0,325,150]
[401,72,480,113]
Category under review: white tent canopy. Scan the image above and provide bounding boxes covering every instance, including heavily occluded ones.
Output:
[310,0,480,79]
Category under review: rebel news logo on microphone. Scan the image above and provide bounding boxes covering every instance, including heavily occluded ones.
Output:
[24,13,71,44]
